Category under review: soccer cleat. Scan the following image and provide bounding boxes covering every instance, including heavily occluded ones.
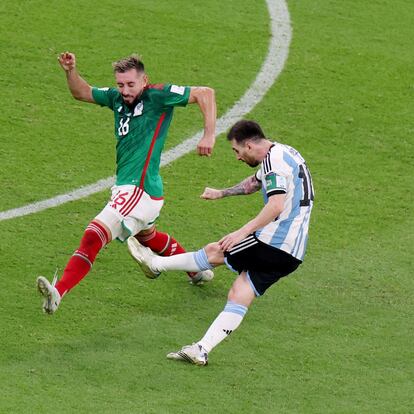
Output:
[37,274,61,314]
[167,343,208,366]
[189,270,214,285]
[127,236,161,279]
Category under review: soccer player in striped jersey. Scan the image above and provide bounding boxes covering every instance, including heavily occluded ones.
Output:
[37,52,216,314]
[128,120,314,365]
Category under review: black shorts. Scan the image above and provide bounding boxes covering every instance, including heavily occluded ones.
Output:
[224,234,301,296]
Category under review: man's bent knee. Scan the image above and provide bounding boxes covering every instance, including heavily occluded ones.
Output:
[204,242,225,266]
[94,219,112,243]
[228,273,256,307]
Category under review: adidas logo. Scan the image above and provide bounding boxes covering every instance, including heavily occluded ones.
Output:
[223,329,233,335]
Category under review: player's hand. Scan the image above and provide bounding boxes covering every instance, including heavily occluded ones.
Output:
[58,51,76,72]
[197,134,215,157]
[219,228,249,252]
[200,187,223,200]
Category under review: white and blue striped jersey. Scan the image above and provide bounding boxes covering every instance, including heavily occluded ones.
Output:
[255,143,314,261]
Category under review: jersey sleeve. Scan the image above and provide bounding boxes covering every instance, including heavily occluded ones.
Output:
[264,171,287,197]
[264,150,288,197]
[155,84,191,107]
[256,166,286,197]
[91,87,119,110]
[261,146,289,197]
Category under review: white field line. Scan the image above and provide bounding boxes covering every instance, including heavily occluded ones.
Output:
[0,0,291,222]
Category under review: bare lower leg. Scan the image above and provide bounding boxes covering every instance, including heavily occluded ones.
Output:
[227,271,256,307]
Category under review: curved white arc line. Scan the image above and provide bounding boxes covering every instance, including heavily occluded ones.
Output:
[162,0,291,164]
[0,0,291,222]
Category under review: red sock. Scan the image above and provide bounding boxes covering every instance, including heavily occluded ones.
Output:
[56,221,110,297]
[135,228,185,256]
[136,229,198,278]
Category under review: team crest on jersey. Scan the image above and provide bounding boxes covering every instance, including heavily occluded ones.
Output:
[133,101,144,116]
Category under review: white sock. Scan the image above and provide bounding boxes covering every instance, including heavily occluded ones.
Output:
[197,301,248,353]
[152,248,213,273]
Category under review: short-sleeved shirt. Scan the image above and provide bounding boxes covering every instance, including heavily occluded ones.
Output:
[254,143,314,261]
[92,84,190,198]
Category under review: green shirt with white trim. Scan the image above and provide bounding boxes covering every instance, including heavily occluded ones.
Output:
[92,83,190,197]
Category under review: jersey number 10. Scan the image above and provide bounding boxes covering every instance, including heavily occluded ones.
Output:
[299,164,314,207]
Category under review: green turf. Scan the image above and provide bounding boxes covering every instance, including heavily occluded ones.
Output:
[0,0,268,210]
[0,0,413,413]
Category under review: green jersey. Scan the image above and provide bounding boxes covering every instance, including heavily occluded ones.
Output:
[92,83,190,197]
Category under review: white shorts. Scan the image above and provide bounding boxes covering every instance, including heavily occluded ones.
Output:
[95,185,164,242]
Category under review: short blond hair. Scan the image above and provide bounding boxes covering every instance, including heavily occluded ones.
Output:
[112,54,145,73]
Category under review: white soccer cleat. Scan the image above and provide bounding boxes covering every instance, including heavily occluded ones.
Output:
[37,275,61,314]
[127,236,161,279]
[167,343,208,366]
[189,270,214,285]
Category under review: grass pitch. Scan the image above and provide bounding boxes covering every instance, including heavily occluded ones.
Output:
[0,0,413,413]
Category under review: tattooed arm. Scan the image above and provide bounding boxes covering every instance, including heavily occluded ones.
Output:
[200,175,261,200]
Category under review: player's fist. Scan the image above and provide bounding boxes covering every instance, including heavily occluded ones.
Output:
[58,51,76,71]
[197,134,215,157]
[200,187,223,200]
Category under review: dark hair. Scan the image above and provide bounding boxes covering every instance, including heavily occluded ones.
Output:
[227,120,265,143]
[112,54,145,73]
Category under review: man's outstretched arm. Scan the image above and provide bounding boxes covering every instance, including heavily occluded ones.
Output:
[200,175,261,200]
[188,87,216,156]
[58,52,94,103]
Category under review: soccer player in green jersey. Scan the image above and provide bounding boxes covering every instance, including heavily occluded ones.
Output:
[37,52,216,314]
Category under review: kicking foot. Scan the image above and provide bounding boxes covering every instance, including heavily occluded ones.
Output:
[188,270,214,285]
[167,343,208,366]
[37,275,61,314]
[127,236,161,279]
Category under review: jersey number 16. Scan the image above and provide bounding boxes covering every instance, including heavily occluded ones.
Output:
[118,117,130,136]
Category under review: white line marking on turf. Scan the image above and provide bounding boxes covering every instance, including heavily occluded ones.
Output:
[0,0,291,222]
